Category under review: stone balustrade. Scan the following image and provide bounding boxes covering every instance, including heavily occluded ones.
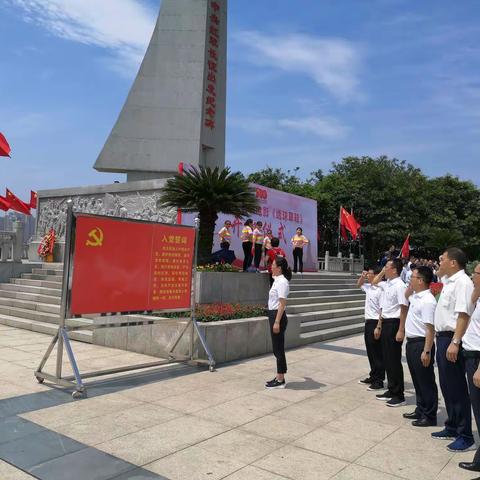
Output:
[0,221,24,262]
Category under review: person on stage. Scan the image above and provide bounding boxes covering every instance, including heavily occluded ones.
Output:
[459,263,480,472]
[241,218,254,272]
[432,248,475,452]
[218,220,232,250]
[403,266,438,427]
[373,259,409,407]
[291,227,309,274]
[252,221,265,272]
[263,229,273,267]
[357,267,386,391]
[265,256,292,389]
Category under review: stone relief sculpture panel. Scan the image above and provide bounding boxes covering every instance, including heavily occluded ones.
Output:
[36,191,177,239]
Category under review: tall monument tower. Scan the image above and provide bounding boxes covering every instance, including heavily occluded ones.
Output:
[94,0,227,181]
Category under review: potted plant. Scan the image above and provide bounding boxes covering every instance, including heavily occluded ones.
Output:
[38,228,56,262]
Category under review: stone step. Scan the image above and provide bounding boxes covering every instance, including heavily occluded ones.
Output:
[290,283,357,291]
[292,273,357,280]
[289,307,364,324]
[300,314,365,333]
[287,300,365,314]
[0,288,62,305]
[289,288,359,298]
[32,268,64,276]
[38,263,64,271]
[0,283,62,297]
[290,278,357,285]
[22,273,64,282]
[0,296,60,314]
[300,322,365,343]
[0,314,92,343]
[11,278,62,289]
[288,293,365,306]
[0,304,60,325]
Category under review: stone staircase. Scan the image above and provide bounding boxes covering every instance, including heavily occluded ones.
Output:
[287,273,365,343]
[0,263,92,343]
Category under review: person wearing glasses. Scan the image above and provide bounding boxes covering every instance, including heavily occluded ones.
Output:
[459,263,480,472]
[372,258,409,407]
[403,266,438,427]
[218,220,232,250]
[432,248,475,452]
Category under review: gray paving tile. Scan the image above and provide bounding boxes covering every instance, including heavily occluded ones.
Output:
[0,390,74,418]
[0,416,46,444]
[0,429,86,470]
[111,469,169,479]
[29,448,138,480]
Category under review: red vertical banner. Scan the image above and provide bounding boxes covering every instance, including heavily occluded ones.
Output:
[70,215,195,315]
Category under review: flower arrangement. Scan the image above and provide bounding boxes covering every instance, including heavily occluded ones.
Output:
[37,228,56,261]
[430,282,443,299]
[197,263,239,273]
[162,303,266,322]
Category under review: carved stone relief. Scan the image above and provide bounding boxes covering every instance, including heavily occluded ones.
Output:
[36,191,177,239]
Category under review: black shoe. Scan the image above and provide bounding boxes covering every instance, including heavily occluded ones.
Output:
[265,378,286,389]
[265,377,276,387]
[459,462,480,472]
[386,397,406,407]
[376,390,394,401]
[403,411,421,420]
[367,383,384,391]
[358,377,373,385]
[412,418,437,427]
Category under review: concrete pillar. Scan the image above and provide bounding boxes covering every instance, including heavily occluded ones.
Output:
[349,253,354,274]
[324,251,329,271]
[12,221,24,261]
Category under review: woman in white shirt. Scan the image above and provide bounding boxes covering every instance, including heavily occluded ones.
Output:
[265,256,292,389]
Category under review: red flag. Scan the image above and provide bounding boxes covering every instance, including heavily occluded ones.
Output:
[400,234,410,259]
[0,195,10,212]
[0,132,11,157]
[5,189,31,215]
[340,207,360,239]
[29,191,38,209]
[340,224,349,241]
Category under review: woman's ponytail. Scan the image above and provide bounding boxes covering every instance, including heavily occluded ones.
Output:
[275,255,292,281]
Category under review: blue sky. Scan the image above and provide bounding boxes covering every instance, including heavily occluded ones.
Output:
[1,0,479,203]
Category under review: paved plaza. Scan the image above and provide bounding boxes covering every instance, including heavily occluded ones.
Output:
[0,324,478,480]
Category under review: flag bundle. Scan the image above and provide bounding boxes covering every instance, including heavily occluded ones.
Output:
[0,190,37,215]
[0,132,11,158]
[339,207,361,241]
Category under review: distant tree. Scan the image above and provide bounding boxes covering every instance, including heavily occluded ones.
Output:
[160,166,259,264]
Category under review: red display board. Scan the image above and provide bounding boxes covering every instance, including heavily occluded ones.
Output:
[70,215,196,315]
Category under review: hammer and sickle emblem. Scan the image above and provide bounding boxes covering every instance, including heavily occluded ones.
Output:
[86,227,104,247]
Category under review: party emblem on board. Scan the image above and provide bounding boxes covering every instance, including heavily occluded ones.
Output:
[86,228,104,247]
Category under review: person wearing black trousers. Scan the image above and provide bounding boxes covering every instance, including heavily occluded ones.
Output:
[432,247,474,453]
[291,227,309,274]
[357,266,386,391]
[265,256,292,389]
[459,263,480,472]
[241,218,254,272]
[403,266,438,427]
[372,259,409,407]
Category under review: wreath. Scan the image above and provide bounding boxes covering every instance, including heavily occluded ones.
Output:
[38,228,56,258]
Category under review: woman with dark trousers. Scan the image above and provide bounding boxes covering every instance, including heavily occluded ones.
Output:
[265,256,292,389]
[241,219,254,272]
[291,227,309,273]
[252,221,264,272]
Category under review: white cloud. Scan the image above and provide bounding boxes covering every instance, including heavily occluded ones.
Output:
[234,31,362,102]
[229,115,348,139]
[7,0,156,74]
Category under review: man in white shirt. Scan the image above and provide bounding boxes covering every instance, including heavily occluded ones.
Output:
[403,266,438,427]
[459,263,480,472]
[357,266,385,390]
[373,258,409,407]
[432,247,475,452]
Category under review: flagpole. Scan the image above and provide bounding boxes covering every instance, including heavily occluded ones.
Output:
[337,205,342,255]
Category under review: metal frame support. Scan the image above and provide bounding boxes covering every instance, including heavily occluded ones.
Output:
[34,211,215,398]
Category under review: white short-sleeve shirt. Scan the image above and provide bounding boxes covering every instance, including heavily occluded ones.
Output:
[462,299,480,351]
[268,275,290,310]
[405,289,437,338]
[361,282,385,320]
[434,270,474,333]
[380,277,408,318]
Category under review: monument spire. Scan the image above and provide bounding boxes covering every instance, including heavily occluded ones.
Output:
[94,0,227,181]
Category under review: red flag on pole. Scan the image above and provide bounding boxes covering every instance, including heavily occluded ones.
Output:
[5,189,31,215]
[29,191,38,209]
[0,133,11,157]
[340,207,360,239]
[0,195,11,212]
[400,234,411,258]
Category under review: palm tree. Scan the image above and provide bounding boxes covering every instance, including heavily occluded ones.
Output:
[159,166,259,265]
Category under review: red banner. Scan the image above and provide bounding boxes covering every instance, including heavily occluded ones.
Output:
[70,215,196,315]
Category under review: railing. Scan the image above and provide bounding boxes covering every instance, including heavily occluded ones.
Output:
[318,251,364,274]
[0,222,25,262]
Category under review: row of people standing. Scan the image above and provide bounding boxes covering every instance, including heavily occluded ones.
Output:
[218,219,309,273]
[358,248,480,472]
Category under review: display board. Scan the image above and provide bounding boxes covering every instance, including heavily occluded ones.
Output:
[70,215,196,315]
